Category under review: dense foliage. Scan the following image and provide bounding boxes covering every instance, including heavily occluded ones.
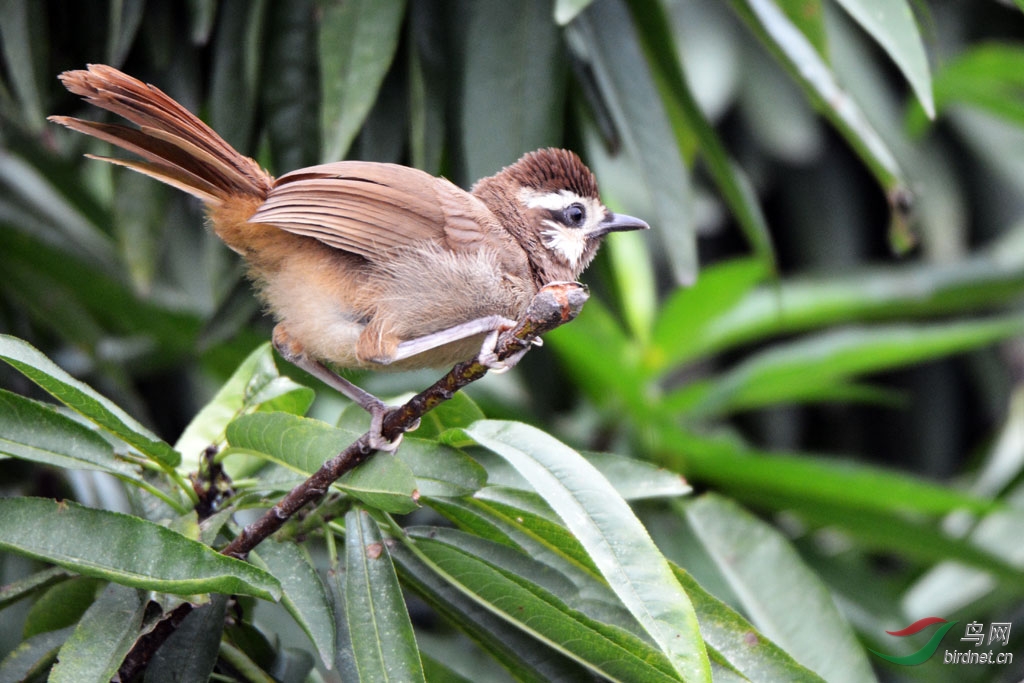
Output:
[1,1,1023,681]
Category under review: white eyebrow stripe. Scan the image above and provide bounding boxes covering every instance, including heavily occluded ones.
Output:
[520,188,586,211]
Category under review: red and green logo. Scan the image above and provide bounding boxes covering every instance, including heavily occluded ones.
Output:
[869,617,959,665]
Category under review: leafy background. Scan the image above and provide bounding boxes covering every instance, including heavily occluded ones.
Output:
[2,0,1024,681]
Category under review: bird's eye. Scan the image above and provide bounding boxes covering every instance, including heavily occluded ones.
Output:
[564,203,586,227]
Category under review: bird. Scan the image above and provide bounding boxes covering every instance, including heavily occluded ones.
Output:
[49,64,649,449]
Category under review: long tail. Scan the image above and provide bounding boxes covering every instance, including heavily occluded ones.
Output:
[49,64,272,205]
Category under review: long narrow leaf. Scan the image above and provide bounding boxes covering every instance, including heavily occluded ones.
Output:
[225,412,418,513]
[832,0,933,117]
[0,389,141,478]
[320,0,406,161]
[460,0,565,181]
[687,494,876,683]
[0,497,280,600]
[408,528,684,683]
[49,584,146,683]
[665,228,1024,366]
[388,536,592,682]
[623,0,774,274]
[0,334,180,468]
[253,541,335,668]
[428,488,826,681]
[174,343,313,468]
[345,509,426,682]
[464,420,712,682]
[568,0,698,284]
[669,430,999,518]
[728,0,905,194]
[677,316,1024,418]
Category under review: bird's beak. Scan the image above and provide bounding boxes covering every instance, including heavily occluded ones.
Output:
[588,212,650,239]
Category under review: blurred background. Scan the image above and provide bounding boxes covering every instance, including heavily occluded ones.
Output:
[2,0,1024,680]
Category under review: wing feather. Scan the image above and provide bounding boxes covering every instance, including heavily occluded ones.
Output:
[250,162,494,261]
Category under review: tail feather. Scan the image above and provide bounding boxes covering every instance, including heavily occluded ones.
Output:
[49,64,271,203]
[48,116,224,203]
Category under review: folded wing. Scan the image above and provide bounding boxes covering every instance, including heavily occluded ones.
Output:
[251,162,495,261]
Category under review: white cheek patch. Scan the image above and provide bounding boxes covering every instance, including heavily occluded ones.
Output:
[521,190,607,267]
[541,221,588,267]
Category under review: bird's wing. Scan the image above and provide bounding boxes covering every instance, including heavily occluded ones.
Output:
[250,161,494,260]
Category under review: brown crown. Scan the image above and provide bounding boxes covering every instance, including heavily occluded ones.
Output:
[502,148,599,199]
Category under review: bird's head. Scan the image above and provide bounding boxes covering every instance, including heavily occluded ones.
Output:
[473,148,649,284]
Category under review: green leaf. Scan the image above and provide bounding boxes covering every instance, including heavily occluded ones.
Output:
[253,541,335,667]
[452,445,685,502]
[145,595,228,683]
[545,298,645,412]
[908,44,1024,134]
[753,496,1024,582]
[0,389,141,478]
[49,584,146,683]
[671,564,827,683]
[334,405,486,497]
[226,412,419,513]
[671,430,999,518]
[459,0,565,181]
[0,0,46,130]
[106,0,146,67]
[428,494,823,681]
[677,317,1024,418]
[408,529,684,682]
[261,0,320,171]
[606,229,658,343]
[584,450,692,500]
[0,152,117,268]
[0,567,69,610]
[387,536,591,682]
[464,420,712,682]
[210,0,267,151]
[0,497,281,600]
[626,0,775,277]
[407,3,447,174]
[396,437,488,498]
[0,334,180,468]
[832,0,933,117]
[728,0,905,194]
[686,494,875,683]
[568,0,698,284]
[0,626,73,682]
[776,0,827,58]
[554,0,595,24]
[674,232,1024,362]
[319,0,407,161]
[650,256,768,374]
[345,509,426,682]
[22,576,102,638]
[432,491,599,581]
[174,342,314,467]
[0,228,202,359]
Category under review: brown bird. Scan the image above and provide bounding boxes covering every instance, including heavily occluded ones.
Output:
[50,64,648,448]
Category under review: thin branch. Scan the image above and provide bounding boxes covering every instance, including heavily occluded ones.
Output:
[117,281,589,681]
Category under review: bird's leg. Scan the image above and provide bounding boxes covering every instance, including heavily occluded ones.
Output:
[271,325,410,452]
[390,315,546,372]
[390,314,547,374]
[389,315,518,363]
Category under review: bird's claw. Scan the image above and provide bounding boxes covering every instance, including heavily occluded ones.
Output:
[366,405,419,452]
[477,328,531,373]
